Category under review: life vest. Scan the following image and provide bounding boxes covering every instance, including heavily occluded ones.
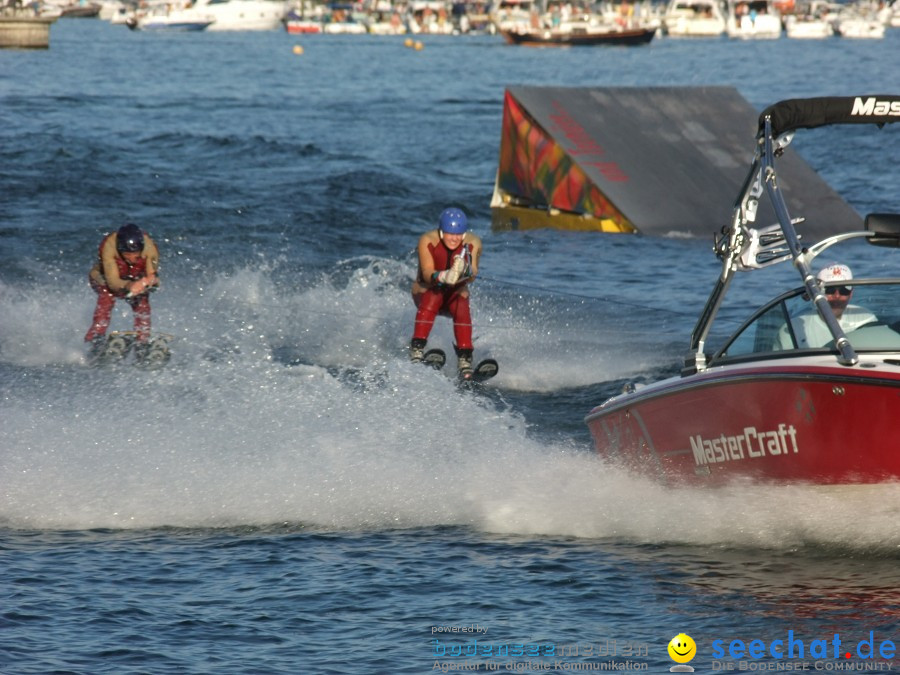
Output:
[423,239,472,279]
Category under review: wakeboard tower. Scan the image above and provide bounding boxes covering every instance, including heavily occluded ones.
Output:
[88,331,172,370]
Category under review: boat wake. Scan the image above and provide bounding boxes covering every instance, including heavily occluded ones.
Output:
[4,363,900,552]
[8,259,892,550]
[0,256,681,388]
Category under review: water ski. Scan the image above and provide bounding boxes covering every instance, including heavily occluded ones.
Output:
[88,331,173,369]
[459,358,499,385]
[422,348,446,370]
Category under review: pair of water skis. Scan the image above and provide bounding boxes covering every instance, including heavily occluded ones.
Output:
[87,331,172,370]
[420,348,499,385]
[87,334,496,382]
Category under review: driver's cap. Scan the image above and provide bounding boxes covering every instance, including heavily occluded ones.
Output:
[817,263,852,283]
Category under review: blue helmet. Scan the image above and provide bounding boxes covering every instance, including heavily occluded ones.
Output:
[116,223,144,253]
[439,208,468,234]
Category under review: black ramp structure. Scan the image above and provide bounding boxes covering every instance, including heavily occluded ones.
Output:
[491,86,863,237]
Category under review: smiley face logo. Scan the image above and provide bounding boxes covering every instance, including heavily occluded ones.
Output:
[668,633,696,664]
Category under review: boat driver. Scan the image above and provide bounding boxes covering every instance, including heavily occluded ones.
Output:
[409,207,482,376]
[777,263,876,349]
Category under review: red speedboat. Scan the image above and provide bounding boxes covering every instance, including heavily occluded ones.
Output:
[586,95,900,486]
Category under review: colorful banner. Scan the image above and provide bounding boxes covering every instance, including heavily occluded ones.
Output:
[495,90,631,230]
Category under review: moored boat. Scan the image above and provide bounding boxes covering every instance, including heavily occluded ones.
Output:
[834,10,885,38]
[283,16,321,32]
[585,95,900,487]
[499,23,655,45]
[784,17,833,38]
[783,2,835,39]
[725,0,782,37]
[663,0,726,36]
[191,0,286,30]
[60,2,102,17]
[126,5,215,30]
[282,6,322,32]
[490,0,538,33]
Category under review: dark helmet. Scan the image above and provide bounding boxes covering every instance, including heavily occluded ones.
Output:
[439,208,468,235]
[116,223,144,253]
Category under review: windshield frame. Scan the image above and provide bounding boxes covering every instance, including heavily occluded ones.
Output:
[709,278,900,366]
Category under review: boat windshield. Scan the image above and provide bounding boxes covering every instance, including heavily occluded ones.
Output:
[713,280,900,363]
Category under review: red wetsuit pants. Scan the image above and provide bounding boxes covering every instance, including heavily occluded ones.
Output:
[84,278,151,343]
[413,286,472,350]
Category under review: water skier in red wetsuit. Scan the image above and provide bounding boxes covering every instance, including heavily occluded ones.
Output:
[84,223,160,357]
[410,208,482,376]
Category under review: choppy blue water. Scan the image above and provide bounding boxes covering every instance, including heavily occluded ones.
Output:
[2,20,900,674]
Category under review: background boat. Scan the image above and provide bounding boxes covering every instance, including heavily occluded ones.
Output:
[125,3,215,29]
[834,8,886,37]
[663,0,727,36]
[783,1,836,38]
[319,2,367,32]
[60,2,101,17]
[191,0,286,30]
[282,3,322,32]
[500,22,656,44]
[725,0,782,37]
[489,0,537,32]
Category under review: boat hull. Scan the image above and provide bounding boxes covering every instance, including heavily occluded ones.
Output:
[500,26,655,46]
[136,20,213,30]
[284,19,322,33]
[585,362,900,485]
[196,0,287,31]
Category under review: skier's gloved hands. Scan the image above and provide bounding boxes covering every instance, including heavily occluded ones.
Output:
[434,268,460,286]
[450,254,468,279]
[126,274,157,298]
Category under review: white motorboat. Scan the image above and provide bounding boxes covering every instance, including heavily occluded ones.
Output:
[126,5,215,30]
[663,0,726,36]
[322,19,366,32]
[784,2,836,38]
[726,0,782,37]
[191,0,287,31]
[98,0,125,20]
[834,10,886,38]
[408,0,455,33]
[784,16,833,37]
[886,0,900,27]
[490,0,538,34]
[320,3,367,33]
[366,15,407,34]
